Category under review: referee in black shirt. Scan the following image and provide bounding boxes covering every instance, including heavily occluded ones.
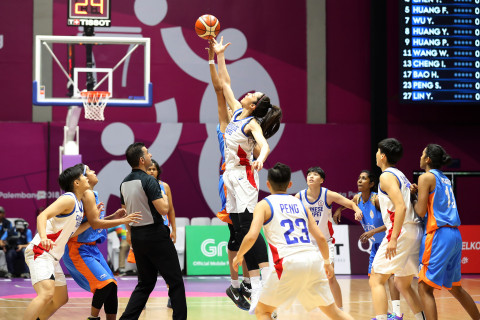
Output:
[119,142,187,320]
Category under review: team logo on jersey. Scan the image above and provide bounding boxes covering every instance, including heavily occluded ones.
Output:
[310,206,323,218]
[370,210,374,219]
[75,213,83,228]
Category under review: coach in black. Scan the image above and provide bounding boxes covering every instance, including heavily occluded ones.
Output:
[119,142,187,320]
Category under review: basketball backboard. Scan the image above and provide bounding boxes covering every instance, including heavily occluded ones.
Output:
[33,35,152,107]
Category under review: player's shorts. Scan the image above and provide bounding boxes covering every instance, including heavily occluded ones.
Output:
[368,242,381,275]
[216,175,233,224]
[25,245,66,287]
[311,238,335,264]
[418,226,462,290]
[223,166,259,214]
[259,251,334,311]
[372,223,422,277]
[63,241,116,293]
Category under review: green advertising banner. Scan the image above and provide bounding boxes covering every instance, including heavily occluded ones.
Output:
[185,225,233,275]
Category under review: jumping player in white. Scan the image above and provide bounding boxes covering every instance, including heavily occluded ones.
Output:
[370,138,425,320]
[233,162,353,320]
[23,164,91,320]
[213,36,282,314]
[295,167,362,309]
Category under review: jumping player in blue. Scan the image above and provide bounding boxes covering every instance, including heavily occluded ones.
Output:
[63,165,141,320]
[412,144,480,320]
[334,170,402,319]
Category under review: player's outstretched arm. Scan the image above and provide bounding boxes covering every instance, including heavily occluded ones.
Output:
[328,191,363,221]
[213,37,242,112]
[413,173,435,218]
[233,200,269,271]
[333,194,359,224]
[84,190,142,229]
[208,40,230,131]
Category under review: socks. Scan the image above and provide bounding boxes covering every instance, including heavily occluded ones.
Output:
[243,277,251,284]
[250,276,261,290]
[414,311,426,320]
[391,299,401,315]
[375,315,387,320]
[231,279,240,289]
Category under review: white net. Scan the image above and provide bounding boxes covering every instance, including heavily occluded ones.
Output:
[80,91,110,121]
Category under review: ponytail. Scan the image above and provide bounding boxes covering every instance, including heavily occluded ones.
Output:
[425,144,452,169]
[251,95,282,139]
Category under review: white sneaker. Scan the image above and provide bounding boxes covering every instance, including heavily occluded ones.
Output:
[271,310,278,319]
[249,286,260,315]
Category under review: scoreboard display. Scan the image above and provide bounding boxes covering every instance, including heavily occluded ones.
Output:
[400,0,480,102]
[67,0,111,27]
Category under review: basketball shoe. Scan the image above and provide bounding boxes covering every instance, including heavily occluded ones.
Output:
[226,285,250,311]
[240,280,252,300]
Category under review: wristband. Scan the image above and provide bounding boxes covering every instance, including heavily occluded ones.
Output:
[208,60,215,65]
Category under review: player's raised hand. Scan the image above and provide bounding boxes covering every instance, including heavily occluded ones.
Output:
[213,36,231,54]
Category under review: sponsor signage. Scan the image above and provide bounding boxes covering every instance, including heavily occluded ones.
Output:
[331,225,351,274]
[186,225,233,275]
[459,225,480,273]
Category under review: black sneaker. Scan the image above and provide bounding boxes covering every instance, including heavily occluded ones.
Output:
[240,280,252,300]
[87,317,100,320]
[226,285,250,311]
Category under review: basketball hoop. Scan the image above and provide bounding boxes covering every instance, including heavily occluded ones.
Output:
[80,91,110,121]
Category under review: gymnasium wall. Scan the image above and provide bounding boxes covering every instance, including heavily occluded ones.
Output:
[0,1,479,231]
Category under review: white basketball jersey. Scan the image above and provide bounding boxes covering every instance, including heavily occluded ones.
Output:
[30,192,84,260]
[299,188,335,242]
[224,109,256,170]
[378,167,421,238]
[263,194,316,262]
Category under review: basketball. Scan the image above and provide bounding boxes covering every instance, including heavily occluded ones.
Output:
[195,14,220,40]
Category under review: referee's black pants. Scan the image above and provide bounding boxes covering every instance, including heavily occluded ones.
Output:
[120,223,187,320]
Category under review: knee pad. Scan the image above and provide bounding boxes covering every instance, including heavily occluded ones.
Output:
[227,223,240,251]
[103,283,118,314]
[92,282,117,311]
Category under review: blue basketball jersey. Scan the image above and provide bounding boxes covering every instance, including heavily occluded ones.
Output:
[77,191,107,243]
[159,181,169,226]
[217,124,227,208]
[357,192,385,244]
[425,169,461,233]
